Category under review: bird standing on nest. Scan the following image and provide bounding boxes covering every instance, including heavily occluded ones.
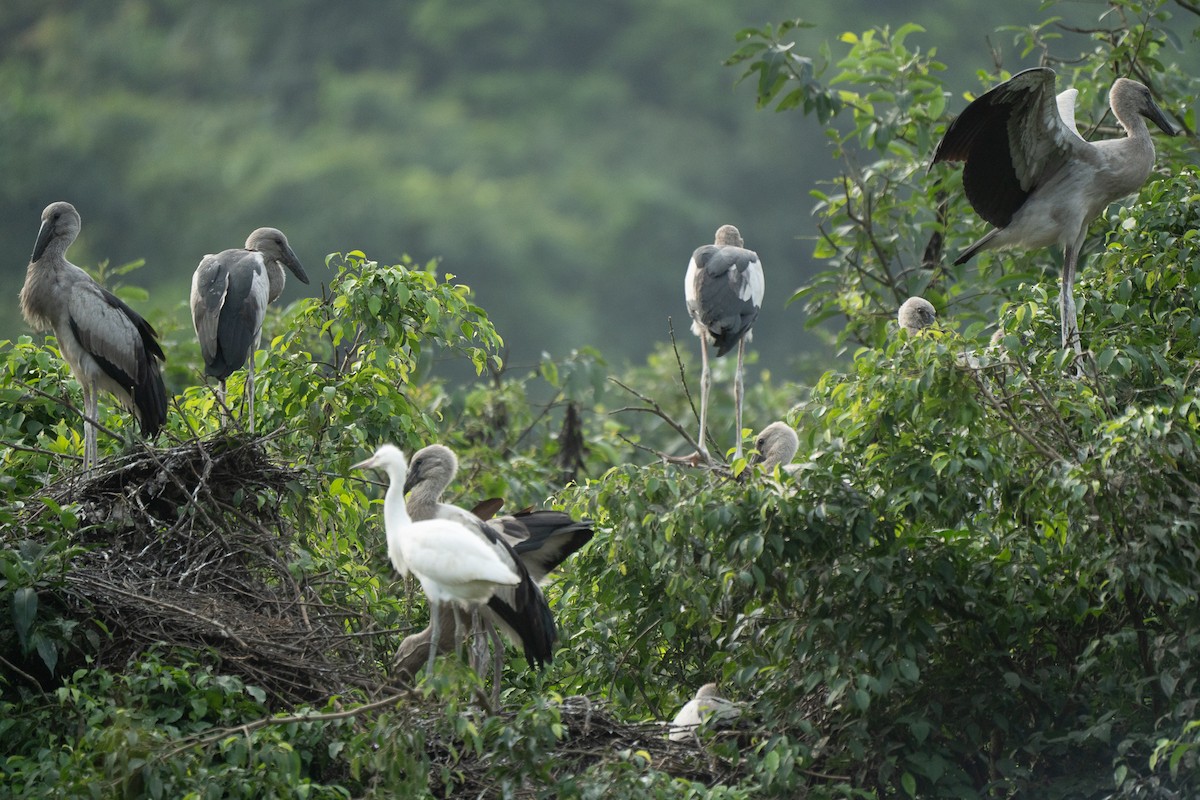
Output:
[353,444,521,677]
[191,227,309,432]
[20,201,168,472]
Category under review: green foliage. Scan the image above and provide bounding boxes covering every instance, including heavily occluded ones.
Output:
[3,1,1200,798]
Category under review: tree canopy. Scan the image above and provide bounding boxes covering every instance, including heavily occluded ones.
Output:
[3,1,1200,798]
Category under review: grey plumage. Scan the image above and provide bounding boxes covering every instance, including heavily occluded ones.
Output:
[932,68,1176,355]
[897,297,937,335]
[19,201,167,472]
[191,227,309,431]
[684,224,765,462]
[749,421,799,474]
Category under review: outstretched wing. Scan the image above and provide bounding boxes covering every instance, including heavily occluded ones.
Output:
[931,68,1081,228]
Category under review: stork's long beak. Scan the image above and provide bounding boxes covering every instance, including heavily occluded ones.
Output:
[1144,98,1178,136]
[351,456,377,471]
[30,218,53,262]
[402,461,422,494]
[281,241,310,285]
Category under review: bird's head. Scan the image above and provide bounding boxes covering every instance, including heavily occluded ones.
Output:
[897,296,937,335]
[403,444,459,495]
[749,421,799,469]
[246,227,310,285]
[713,224,744,248]
[31,201,81,262]
[352,444,407,479]
[1112,78,1177,137]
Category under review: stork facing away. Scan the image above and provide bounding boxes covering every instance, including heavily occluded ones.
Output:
[931,68,1176,355]
[190,227,308,431]
[748,422,799,475]
[897,297,937,336]
[19,202,168,472]
[685,224,764,463]
[400,444,594,699]
[352,444,521,680]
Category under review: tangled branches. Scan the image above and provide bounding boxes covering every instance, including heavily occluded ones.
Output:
[14,434,382,705]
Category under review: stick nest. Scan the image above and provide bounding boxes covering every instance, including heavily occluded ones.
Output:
[20,435,380,705]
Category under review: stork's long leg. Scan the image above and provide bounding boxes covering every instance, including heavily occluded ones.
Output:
[425,599,442,675]
[82,384,98,473]
[697,341,712,461]
[1060,246,1082,356]
[733,338,747,461]
[485,618,505,708]
[468,607,488,674]
[452,607,467,661]
[246,357,256,434]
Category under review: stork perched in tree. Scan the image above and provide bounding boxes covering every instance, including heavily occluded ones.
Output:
[190,227,308,431]
[399,444,593,699]
[897,297,937,336]
[931,68,1176,355]
[352,444,521,679]
[748,422,800,475]
[685,224,764,463]
[668,683,742,743]
[19,201,167,472]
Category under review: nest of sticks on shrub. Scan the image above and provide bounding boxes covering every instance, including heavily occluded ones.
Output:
[20,433,384,705]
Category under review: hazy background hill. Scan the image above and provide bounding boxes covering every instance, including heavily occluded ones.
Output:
[1,1,1188,382]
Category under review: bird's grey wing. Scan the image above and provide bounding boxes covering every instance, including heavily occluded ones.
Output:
[191,254,230,366]
[932,68,1078,228]
[67,282,163,387]
[687,245,764,355]
[207,252,269,379]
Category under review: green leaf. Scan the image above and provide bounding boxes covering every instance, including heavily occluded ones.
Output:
[12,586,37,648]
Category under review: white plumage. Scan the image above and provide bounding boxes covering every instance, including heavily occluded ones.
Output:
[668,683,742,743]
[353,443,521,676]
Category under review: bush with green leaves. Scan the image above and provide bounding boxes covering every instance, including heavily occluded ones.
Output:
[3,1,1200,798]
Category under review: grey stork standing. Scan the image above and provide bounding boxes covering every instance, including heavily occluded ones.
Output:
[190,227,309,432]
[19,202,167,472]
[684,224,764,462]
[931,68,1176,355]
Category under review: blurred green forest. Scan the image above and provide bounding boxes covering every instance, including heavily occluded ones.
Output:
[4,0,1184,382]
[4,1,1200,797]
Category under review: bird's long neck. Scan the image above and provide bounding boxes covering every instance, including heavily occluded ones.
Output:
[20,252,69,331]
[384,471,413,529]
[266,261,286,304]
[405,475,447,522]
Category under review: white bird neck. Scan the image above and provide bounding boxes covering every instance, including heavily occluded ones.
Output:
[384,469,413,530]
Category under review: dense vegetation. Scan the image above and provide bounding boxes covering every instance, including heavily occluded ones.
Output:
[3,0,1200,797]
